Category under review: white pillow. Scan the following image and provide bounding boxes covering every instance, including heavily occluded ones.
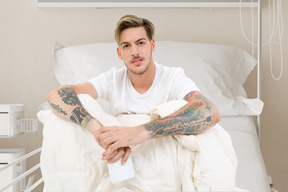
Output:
[52,41,263,116]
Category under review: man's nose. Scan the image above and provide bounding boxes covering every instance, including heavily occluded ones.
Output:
[131,45,139,57]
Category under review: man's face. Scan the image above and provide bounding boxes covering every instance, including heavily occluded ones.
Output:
[117,26,155,75]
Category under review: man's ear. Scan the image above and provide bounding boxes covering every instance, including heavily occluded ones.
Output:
[117,47,123,60]
[151,39,156,52]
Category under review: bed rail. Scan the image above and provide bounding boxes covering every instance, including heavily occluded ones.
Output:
[257,0,262,143]
[0,147,43,192]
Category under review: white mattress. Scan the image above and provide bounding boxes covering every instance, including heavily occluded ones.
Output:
[219,116,270,192]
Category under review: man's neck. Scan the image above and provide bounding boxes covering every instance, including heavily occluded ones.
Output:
[129,62,156,94]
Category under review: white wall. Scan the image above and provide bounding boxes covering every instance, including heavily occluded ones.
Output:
[0,0,287,191]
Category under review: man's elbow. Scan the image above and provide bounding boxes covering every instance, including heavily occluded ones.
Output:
[46,87,59,102]
[46,89,54,102]
[197,107,220,135]
[212,107,221,125]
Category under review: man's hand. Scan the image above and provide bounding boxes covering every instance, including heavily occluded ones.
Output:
[102,146,131,165]
[87,119,132,164]
[98,125,151,161]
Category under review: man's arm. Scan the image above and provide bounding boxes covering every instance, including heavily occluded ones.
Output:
[99,91,220,160]
[145,91,220,137]
[46,82,131,164]
[46,83,100,132]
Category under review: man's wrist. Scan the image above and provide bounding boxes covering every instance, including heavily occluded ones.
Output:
[85,118,102,134]
[81,116,93,129]
[138,125,152,142]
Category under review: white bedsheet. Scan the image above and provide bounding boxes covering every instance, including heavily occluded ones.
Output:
[38,94,246,191]
[219,117,271,192]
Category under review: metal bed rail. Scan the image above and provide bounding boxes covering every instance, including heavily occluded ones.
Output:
[257,0,262,143]
[0,147,43,192]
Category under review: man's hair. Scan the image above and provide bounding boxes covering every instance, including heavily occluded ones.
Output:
[114,15,155,45]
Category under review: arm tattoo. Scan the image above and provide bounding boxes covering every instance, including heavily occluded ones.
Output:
[70,107,92,127]
[48,101,67,116]
[56,86,93,128]
[145,91,217,137]
[58,87,81,106]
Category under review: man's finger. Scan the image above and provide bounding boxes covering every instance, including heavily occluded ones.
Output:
[102,137,118,149]
[98,131,113,142]
[102,149,118,161]
[107,148,125,164]
[103,142,122,160]
[121,147,131,165]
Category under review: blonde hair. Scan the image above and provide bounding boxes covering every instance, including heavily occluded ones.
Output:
[114,15,155,45]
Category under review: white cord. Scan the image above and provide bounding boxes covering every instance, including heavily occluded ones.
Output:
[269,0,283,80]
[240,0,284,80]
[239,0,280,46]
[272,0,283,44]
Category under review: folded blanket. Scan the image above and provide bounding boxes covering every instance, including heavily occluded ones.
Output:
[38,94,247,192]
[149,99,247,191]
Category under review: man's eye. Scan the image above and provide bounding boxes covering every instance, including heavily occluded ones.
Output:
[123,45,128,49]
[139,41,145,45]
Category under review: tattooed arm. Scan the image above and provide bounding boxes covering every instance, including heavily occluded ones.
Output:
[99,91,220,160]
[46,83,99,130]
[145,91,220,137]
[46,83,131,164]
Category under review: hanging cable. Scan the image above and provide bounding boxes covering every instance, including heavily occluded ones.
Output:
[240,0,284,80]
[269,0,283,80]
[240,0,281,46]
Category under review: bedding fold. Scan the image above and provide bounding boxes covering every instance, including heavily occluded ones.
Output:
[151,98,246,191]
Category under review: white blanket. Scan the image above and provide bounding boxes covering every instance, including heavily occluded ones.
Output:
[38,94,247,192]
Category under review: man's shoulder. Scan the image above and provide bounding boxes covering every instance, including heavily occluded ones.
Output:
[92,67,126,83]
[155,62,184,74]
[102,67,126,76]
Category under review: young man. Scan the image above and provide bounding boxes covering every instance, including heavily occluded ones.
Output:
[46,15,220,166]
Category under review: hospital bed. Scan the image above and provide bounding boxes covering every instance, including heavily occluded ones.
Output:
[41,40,271,192]
[0,2,278,192]
[1,39,274,192]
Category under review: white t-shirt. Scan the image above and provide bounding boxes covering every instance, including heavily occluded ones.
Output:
[89,62,199,116]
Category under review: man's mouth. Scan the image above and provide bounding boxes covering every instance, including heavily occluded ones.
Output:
[131,57,144,64]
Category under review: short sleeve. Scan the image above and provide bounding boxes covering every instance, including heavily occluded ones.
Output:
[170,68,200,100]
[88,69,114,101]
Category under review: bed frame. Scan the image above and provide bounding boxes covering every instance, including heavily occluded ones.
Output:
[0,148,42,192]
[0,1,262,191]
